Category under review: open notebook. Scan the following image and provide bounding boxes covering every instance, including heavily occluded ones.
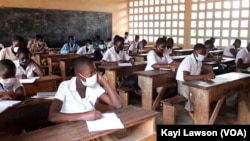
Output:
[0,100,21,114]
[32,92,57,99]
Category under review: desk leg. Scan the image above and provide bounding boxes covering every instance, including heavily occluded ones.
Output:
[238,90,250,124]
[190,88,210,124]
[139,76,153,110]
[105,70,117,90]
[59,61,66,81]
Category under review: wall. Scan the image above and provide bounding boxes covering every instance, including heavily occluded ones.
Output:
[0,0,128,38]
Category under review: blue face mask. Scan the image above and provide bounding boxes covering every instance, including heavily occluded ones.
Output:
[195,53,205,62]
[70,40,76,44]
[99,45,104,49]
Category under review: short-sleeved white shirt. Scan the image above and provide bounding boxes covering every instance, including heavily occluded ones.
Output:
[0,78,23,93]
[176,54,202,81]
[235,47,250,64]
[145,50,173,71]
[129,43,138,54]
[14,60,37,78]
[223,45,236,57]
[54,77,105,113]
[102,46,131,62]
[77,46,88,55]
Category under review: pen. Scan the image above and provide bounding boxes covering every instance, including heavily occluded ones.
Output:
[89,101,95,109]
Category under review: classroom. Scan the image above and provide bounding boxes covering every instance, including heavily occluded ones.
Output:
[0,0,250,140]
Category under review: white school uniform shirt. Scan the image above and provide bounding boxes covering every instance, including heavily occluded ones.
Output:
[176,54,202,81]
[145,50,173,71]
[223,45,236,57]
[102,46,131,62]
[235,47,250,64]
[0,78,23,93]
[14,60,37,78]
[54,77,105,113]
[77,46,88,55]
[128,43,138,54]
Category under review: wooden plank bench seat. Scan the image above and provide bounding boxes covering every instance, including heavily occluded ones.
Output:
[117,86,134,107]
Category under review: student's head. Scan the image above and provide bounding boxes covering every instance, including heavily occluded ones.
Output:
[74,56,97,87]
[210,37,215,43]
[12,35,24,48]
[113,35,120,41]
[35,34,44,41]
[166,38,174,49]
[139,39,147,48]
[125,32,129,36]
[0,59,16,80]
[68,35,76,44]
[204,40,214,50]
[155,38,167,55]
[134,35,140,42]
[85,39,92,46]
[107,38,111,42]
[163,36,167,40]
[17,47,31,66]
[233,39,241,48]
[114,36,124,51]
[99,39,105,45]
[193,43,206,62]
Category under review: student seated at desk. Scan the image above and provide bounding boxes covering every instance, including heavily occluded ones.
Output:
[235,41,250,69]
[128,39,147,55]
[223,39,241,58]
[77,39,93,55]
[145,38,179,71]
[204,40,222,62]
[49,56,121,122]
[0,35,24,61]
[165,37,178,56]
[101,36,132,65]
[0,59,25,100]
[27,34,49,53]
[176,43,215,112]
[60,35,80,54]
[14,47,44,79]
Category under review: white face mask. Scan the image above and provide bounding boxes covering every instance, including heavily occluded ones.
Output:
[79,73,97,87]
[13,47,19,52]
[0,78,15,88]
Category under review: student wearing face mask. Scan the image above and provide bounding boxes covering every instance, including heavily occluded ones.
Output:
[60,35,80,54]
[165,38,177,56]
[128,39,147,55]
[14,47,44,79]
[48,56,121,122]
[27,34,49,53]
[176,43,215,112]
[0,35,24,61]
[101,36,132,65]
[0,59,25,100]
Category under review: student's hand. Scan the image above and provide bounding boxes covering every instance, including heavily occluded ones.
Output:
[205,72,215,80]
[84,110,102,121]
[16,74,27,79]
[97,72,105,84]
[0,92,14,100]
[215,56,222,62]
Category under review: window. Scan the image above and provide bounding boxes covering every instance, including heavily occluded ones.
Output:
[129,0,185,44]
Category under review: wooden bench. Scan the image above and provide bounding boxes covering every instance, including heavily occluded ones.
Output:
[161,95,187,124]
[117,86,134,107]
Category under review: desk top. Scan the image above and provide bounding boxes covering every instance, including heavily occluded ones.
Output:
[99,61,146,70]
[133,70,176,77]
[34,75,61,83]
[202,57,235,65]
[173,48,194,52]
[183,72,250,89]
[4,106,160,141]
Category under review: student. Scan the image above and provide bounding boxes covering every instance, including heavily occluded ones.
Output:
[0,35,24,61]
[128,39,147,55]
[235,41,250,69]
[27,34,49,53]
[93,44,103,61]
[124,32,130,44]
[105,38,112,49]
[204,40,222,62]
[145,38,179,71]
[162,36,167,40]
[176,43,215,112]
[223,39,241,58]
[209,37,217,50]
[60,35,80,54]
[101,36,132,65]
[77,39,93,55]
[0,59,25,100]
[165,37,177,56]
[14,47,44,79]
[98,39,107,53]
[48,56,121,122]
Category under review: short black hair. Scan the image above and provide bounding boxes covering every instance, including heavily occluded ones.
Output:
[204,40,213,46]
[0,59,16,72]
[167,38,174,43]
[12,35,24,43]
[141,39,147,45]
[114,36,124,45]
[125,32,129,35]
[156,38,167,45]
[68,35,74,39]
[36,34,43,40]
[234,39,241,44]
[194,43,206,51]
[74,56,93,72]
[17,47,30,56]
[135,35,139,39]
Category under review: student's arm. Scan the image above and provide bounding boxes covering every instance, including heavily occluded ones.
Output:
[97,73,122,108]
[60,44,69,54]
[31,60,44,77]
[0,86,25,100]
[49,99,102,123]
[152,61,180,70]
[183,71,215,81]
[236,58,250,69]
[229,48,237,57]
[203,53,222,62]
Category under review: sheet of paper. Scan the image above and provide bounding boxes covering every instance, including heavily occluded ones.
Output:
[19,78,36,84]
[86,112,124,132]
[0,100,21,113]
[36,91,57,99]
[118,63,132,66]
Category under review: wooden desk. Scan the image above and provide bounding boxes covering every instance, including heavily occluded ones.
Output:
[99,62,147,89]
[4,106,160,141]
[0,99,52,136]
[173,48,193,56]
[202,57,235,74]
[172,55,187,62]
[209,49,224,56]
[130,53,148,62]
[133,70,176,110]
[183,72,250,124]
[23,75,61,96]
